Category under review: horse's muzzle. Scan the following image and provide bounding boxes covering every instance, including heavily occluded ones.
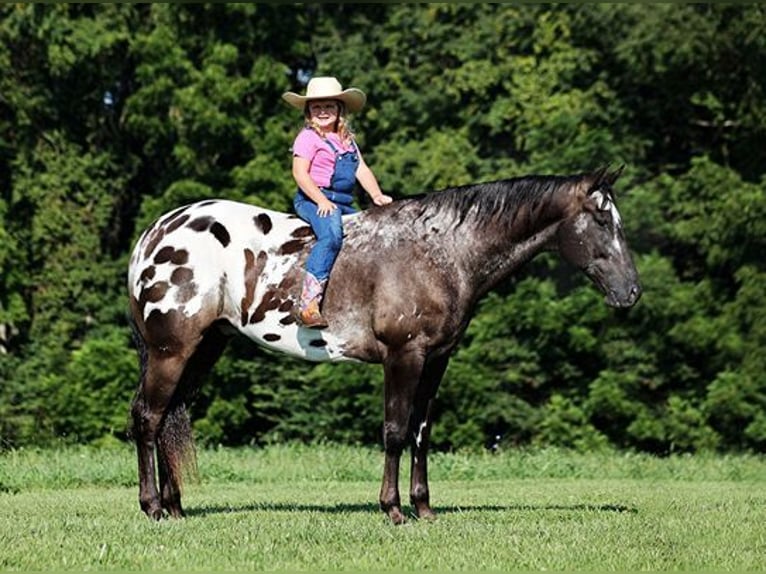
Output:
[606,281,642,308]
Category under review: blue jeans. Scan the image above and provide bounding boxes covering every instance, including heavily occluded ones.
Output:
[293,192,357,281]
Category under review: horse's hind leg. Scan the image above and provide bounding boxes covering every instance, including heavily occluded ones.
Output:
[156,398,191,518]
[131,350,189,520]
[155,326,230,518]
[409,355,449,520]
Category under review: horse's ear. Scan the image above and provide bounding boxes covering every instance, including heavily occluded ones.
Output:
[606,164,625,185]
[588,165,610,191]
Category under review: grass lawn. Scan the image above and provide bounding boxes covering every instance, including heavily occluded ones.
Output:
[1,443,765,570]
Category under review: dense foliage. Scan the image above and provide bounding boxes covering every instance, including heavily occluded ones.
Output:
[1,4,765,454]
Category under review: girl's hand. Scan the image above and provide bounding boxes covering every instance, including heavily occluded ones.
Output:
[372,194,393,206]
[317,199,337,217]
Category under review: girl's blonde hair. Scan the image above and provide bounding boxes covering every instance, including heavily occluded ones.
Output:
[303,101,355,146]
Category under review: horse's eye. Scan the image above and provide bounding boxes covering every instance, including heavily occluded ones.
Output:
[593,210,610,227]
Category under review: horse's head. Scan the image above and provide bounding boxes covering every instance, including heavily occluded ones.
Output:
[557,167,642,308]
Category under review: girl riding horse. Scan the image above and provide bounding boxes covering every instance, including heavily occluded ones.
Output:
[283,76,393,328]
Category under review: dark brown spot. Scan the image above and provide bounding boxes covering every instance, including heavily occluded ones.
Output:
[309,339,328,348]
[154,246,175,264]
[241,249,257,326]
[138,222,158,250]
[263,333,281,342]
[277,274,298,292]
[154,246,189,265]
[171,249,188,265]
[141,281,169,304]
[217,274,227,315]
[278,239,306,255]
[250,288,281,324]
[291,226,314,238]
[188,216,213,232]
[254,213,273,235]
[187,216,230,247]
[210,221,231,247]
[241,250,269,326]
[279,315,296,326]
[165,213,190,234]
[198,200,218,207]
[159,205,191,228]
[175,282,197,304]
[139,265,156,283]
[278,299,294,313]
[143,228,166,259]
[170,267,193,285]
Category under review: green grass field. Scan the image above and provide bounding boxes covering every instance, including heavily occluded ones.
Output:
[1,443,765,571]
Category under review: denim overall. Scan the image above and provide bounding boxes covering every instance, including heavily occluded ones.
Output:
[293,138,359,282]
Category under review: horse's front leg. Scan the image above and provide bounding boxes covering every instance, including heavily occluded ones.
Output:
[409,355,449,520]
[379,348,424,525]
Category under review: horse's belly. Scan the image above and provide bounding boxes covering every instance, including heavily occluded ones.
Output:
[237,321,358,363]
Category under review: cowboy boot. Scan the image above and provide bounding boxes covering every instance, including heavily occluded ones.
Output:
[298,272,329,329]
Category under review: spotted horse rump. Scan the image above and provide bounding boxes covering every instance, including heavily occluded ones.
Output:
[129,199,352,362]
[127,168,642,524]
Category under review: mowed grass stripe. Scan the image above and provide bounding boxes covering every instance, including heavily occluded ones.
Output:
[1,446,765,570]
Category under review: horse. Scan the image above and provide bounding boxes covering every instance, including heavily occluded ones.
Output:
[127,166,641,524]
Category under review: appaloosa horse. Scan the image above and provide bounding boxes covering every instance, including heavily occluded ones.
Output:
[128,167,641,524]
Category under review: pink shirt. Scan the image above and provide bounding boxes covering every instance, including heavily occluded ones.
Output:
[292,128,359,188]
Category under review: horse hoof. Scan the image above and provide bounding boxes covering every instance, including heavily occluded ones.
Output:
[165,506,185,519]
[387,507,407,525]
[141,500,165,521]
[415,507,437,521]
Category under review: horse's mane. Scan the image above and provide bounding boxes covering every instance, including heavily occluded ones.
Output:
[400,173,591,228]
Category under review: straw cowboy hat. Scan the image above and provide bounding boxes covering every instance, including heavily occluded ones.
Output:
[282,76,366,113]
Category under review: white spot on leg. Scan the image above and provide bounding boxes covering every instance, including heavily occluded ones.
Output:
[415,421,428,449]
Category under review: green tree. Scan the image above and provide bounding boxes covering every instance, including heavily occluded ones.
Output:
[1,3,766,453]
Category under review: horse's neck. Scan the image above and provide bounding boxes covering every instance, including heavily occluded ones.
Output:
[469,218,561,296]
[453,183,572,298]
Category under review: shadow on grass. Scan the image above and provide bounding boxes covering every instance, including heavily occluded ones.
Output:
[186,501,636,518]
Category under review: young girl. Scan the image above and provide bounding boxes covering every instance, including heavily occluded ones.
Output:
[282,76,392,328]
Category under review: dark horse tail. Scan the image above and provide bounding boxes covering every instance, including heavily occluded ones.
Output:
[128,314,198,490]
